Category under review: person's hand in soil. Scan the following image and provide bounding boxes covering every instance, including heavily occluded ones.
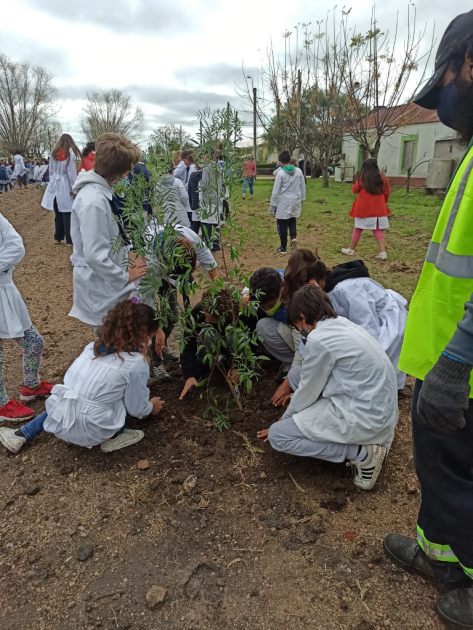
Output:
[272,379,293,407]
[257,428,270,443]
[257,417,283,443]
[180,377,198,400]
[154,328,166,356]
[150,397,165,415]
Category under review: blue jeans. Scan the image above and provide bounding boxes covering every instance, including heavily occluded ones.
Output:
[20,411,48,440]
[19,410,125,441]
[243,177,254,195]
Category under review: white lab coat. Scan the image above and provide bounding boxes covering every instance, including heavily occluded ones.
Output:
[199,163,223,224]
[283,317,398,449]
[12,154,26,178]
[328,278,408,389]
[269,167,306,219]
[174,161,196,189]
[41,152,78,212]
[69,171,135,327]
[134,221,217,307]
[0,214,32,338]
[33,165,41,182]
[43,343,153,448]
[156,174,190,227]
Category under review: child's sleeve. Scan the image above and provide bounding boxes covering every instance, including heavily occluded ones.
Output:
[124,359,153,418]
[269,171,282,209]
[67,155,78,187]
[0,216,25,272]
[383,176,391,202]
[177,179,190,207]
[351,181,362,194]
[282,339,335,421]
[80,204,130,290]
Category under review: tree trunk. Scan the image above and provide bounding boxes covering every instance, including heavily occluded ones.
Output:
[321,163,329,188]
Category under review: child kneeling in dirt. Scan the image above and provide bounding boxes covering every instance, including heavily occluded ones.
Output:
[179,288,240,400]
[0,301,164,455]
[244,267,302,384]
[257,285,398,491]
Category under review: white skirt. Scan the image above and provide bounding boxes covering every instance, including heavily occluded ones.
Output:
[0,274,32,338]
[354,216,389,230]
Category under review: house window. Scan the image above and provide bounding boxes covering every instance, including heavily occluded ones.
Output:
[399,135,418,174]
[449,145,453,153]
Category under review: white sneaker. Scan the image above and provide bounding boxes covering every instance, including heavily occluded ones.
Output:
[0,427,27,454]
[348,444,387,490]
[341,248,356,256]
[376,252,388,260]
[100,428,144,453]
[291,239,298,252]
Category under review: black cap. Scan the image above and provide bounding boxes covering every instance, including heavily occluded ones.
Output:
[414,9,473,110]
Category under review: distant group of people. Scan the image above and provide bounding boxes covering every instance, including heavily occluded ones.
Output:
[0,153,49,192]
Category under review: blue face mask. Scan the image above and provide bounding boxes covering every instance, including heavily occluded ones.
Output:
[437,81,461,131]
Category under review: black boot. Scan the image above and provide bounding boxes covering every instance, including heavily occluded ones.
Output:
[383,534,470,585]
[437,588,473,628]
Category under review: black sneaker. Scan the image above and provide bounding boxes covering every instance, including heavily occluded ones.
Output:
[163,348,179,362]
[150,360,171,383]
[437,588,473,628]
[277,247,287,255]
[383,534,471,585]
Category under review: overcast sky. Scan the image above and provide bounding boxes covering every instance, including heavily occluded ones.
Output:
[1,0,472,146]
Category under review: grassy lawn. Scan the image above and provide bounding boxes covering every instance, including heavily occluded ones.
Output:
[238,177,443,300]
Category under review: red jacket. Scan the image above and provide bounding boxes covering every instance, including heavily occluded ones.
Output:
[349,174,391,218]
[78,153,95,172]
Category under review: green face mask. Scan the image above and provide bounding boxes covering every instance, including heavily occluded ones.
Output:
[265,301,282,316]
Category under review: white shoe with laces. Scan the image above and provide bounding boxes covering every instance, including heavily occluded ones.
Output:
[341,248,356,256]
[348,444,387,490]
[100,428,144,453]
[0,427,27,454]
[376,252,388,260]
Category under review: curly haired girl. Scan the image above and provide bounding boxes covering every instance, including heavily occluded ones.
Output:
[0,301,165,454]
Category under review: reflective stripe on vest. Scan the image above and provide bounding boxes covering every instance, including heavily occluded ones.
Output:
[425,155,473,278]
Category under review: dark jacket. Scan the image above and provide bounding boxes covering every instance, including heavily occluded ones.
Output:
[188,170,202,212]
[128,162,152,216]
[324,260,370,294]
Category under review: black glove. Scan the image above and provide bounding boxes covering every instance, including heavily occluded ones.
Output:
[417,354,472,431]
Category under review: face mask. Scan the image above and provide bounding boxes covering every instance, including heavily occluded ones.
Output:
[299,327,311,338]
[437,81,461,131]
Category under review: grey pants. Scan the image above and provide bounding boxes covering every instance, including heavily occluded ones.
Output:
[256,318,294,365]
[268,415,361,463]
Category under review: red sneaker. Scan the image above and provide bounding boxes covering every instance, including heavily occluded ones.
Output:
[20,382,53,402]
[0,400,35,422]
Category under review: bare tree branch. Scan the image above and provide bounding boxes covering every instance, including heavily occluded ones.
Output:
[81,89,144,142]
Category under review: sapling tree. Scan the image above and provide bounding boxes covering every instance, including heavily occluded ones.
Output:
[113,105,268,429]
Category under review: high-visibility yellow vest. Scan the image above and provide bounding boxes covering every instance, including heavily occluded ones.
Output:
[399,141,473,391]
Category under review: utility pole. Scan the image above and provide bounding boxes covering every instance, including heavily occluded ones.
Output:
[294,69,302,161]
[234,111,238,148]
[253,87,257,171]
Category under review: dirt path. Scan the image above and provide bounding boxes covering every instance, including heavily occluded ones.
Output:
[0,188,446,630]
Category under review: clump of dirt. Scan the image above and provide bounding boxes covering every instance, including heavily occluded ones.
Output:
[0,188,447,630]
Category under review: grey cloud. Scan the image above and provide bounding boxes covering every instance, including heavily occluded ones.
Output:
[24,0,194,36]
[0,32,72,75]
[174,63,259,88]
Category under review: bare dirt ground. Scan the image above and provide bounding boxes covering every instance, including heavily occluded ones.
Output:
[0,188,449,630]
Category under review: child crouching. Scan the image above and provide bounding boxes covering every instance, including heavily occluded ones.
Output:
[257,285,398,490]
[0,301,164,454]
